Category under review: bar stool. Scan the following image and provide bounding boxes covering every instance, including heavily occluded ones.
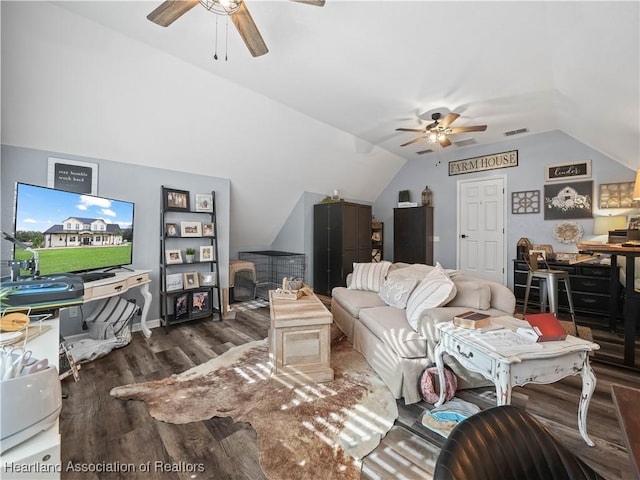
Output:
[522,253,579,336]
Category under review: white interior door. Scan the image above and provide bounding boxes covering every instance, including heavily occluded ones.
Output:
[457,176,506,284]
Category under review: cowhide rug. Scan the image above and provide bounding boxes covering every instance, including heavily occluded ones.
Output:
[110,337,398,480]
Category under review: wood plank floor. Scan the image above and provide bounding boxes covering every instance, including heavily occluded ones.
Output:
[60,307,640,479]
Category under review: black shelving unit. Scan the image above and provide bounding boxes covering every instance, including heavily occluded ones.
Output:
[159,186,222,332]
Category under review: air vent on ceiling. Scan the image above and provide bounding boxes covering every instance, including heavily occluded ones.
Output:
[416,149,434,155]
[453,138,478,147]
[504,128,529,137]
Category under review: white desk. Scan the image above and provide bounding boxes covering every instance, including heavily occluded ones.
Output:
[1,318,62,479]
[434,316,600,446]
[83,270,152,337]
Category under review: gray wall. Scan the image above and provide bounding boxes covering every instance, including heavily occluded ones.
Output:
[372,130,637,288]
[1,145,231,336]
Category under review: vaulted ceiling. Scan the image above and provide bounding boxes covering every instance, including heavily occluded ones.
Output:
[3,1,639,251]
[55,1,639,169]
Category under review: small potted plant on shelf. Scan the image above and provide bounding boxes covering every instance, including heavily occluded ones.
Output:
[185,247,196,263]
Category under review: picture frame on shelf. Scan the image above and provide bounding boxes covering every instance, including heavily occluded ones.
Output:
[165,223,179,237]
[165,249,183,265]
[191,290,211,313]
[174,293,189,320]
[183,271,199,289]
[198,271,216,286]
[163,187,190,211]
[202,223,215,237]
[195,193,213,212]
[199,245,214,262]
[180,221,202,237]
[165,273,183,292]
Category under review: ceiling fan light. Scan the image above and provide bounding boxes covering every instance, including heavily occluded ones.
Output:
[437,132,446,141]
[428,132,438,143]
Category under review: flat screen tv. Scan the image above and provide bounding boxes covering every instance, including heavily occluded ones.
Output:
[12,182,135,276]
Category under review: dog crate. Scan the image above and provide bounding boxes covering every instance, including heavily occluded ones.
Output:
[238,250,306,300]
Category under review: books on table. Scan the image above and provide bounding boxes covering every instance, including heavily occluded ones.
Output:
[522,312,567,342]
[453,311,492,329]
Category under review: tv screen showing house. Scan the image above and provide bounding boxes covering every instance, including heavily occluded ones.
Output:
[12,182,135,276]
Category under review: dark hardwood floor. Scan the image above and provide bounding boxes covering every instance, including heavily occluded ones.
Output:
[60,307,639,479]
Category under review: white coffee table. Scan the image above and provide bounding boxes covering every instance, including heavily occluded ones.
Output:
[434,315,600,446]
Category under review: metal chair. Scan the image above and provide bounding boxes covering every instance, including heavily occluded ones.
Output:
[522,253,578,336]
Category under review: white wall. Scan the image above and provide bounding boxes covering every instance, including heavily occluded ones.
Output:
[1,1,405,255]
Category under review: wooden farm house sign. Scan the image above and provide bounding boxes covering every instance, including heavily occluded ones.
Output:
[449,150,518,176]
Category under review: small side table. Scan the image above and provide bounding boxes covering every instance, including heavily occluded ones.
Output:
[434,316,600,446]
[269,290,334,384]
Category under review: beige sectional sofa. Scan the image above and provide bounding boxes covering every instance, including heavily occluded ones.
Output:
[331,262,516,404]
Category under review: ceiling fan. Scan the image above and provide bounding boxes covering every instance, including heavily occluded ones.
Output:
[147,0,325,57]
[396,112,487,148]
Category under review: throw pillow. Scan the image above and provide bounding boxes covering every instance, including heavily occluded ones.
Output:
[378,276,418,308]
[348,261,392,292]
[447,281,491,310]
[406,263,457,329]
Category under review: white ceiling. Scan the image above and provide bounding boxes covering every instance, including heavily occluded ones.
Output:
[56,0,639,170]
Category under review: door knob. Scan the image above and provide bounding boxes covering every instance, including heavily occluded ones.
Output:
[461,234,468,238]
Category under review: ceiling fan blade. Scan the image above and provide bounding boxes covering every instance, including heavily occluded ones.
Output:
[439,136,452,148]
[396,128,425,133]
[440,113,460,129]
[290,0,326,5]
[424,120,438,131]
[230,1,269,57]
[147,0,199,27]
[449,125,488,134]
[400,136,426,147]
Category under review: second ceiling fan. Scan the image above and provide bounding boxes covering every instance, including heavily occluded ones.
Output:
[396,112,487,148]
[147,0,325,57]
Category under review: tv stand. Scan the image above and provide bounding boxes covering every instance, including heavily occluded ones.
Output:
[83,270,153,338]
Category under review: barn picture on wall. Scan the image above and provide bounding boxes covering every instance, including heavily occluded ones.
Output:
[544,181,593,220]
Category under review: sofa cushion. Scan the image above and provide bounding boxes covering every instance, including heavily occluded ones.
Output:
[331,287,386,318]
[406,263,457,330]
[348,261,392,292]
[378,276,418,308]
[447,280,491,310]
[388,263,434,282]
[358,306,427,358]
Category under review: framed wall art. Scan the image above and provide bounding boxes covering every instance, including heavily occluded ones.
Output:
[180,221,202,237]
[598,182,640,209]
[543,181,593,220]
[163,187,190,211]
[47,157,99,195]
[545,160,591,182]
[511,190,540,214]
